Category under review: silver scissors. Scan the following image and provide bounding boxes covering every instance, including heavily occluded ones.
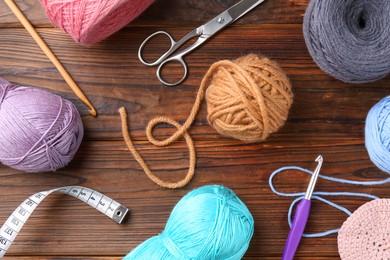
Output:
[138,0,266,86]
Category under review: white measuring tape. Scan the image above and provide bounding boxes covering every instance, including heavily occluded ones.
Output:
[0,186,129,257]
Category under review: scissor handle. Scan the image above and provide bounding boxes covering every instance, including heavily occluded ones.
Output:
[139,29,202,86]
[156,56,188,87]
[138,31,178,67]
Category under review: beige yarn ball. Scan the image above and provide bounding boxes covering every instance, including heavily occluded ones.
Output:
[206,54,293,143]
[119,54,293,189]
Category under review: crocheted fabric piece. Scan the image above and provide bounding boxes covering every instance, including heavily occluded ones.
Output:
[338,199,390,260]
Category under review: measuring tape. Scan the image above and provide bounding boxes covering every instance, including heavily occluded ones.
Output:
[0,186,129,257]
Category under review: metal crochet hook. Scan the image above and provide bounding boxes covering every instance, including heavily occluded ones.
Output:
[282,155,323,260]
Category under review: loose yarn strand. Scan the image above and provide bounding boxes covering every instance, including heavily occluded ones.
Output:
[146,61,226,146]
[289,195,351,237]
[269,165,389,237]
[118,62,223,189]
[119,60,251,188]
[119,107,195,189]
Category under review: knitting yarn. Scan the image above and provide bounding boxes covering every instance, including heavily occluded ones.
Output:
[269,164,389,238]
[303,0,390,83]
[39,0,154,45]
[365,96,390,174]
[270,164,390,258]
[0,77,84,172]
[206,54,293,142]
[120,54,293,189]
[338,199,390,260]
[123,185,254,259]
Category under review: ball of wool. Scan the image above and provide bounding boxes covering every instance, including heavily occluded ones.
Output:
[119,54,293,189]
[303,0,390,83]
[0,77,84,173]
[39,0,154,45]
[206,54,293,143]
[338,199,390,260]
[365,96,390,174]
[123,185,254,259]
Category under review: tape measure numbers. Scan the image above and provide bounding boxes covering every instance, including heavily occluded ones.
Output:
[0,186,129,257]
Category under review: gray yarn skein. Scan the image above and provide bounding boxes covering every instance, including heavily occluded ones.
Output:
[303,0,390,84]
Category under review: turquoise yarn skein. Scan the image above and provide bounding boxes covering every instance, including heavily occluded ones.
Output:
[124,185,254,260]
[365,96,390,173]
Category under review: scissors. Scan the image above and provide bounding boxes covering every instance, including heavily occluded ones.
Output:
[138,0,266,86]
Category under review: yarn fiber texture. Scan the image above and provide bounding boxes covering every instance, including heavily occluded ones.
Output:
[120,54,293,189]
[303,0,390,83]
[206,54,293,142]
[338,199,390,260]
[365,96,390,174]
[0,77,84,173]
[123,185,254,260]
[40,0,154,45]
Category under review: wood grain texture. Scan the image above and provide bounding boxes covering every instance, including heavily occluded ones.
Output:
[0,0,389,259]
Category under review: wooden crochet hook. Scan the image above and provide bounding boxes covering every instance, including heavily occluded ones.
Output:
[4,0,97,117]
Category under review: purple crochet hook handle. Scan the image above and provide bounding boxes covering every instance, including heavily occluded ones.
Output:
[281,155,323,260]
[282,199,311,260]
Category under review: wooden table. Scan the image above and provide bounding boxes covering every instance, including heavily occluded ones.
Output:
[0,0,389,259]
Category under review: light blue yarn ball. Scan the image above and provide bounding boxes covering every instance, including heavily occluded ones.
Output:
[124,185,254,260]
[365,96,390,173]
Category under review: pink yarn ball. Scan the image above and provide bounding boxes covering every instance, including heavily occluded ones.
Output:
[39,0,154,45]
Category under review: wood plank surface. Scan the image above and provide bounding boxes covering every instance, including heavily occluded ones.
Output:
[0,0,389,259]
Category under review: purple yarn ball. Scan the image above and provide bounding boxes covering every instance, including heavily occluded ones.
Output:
[0,77,84,173]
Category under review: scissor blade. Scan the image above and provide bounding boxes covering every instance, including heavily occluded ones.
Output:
[228,0,266,22]
[201,0,266,36]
